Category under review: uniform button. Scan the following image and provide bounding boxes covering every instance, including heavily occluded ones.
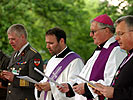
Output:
[8,83,11,86]
[19,68,22,70]
[8,90,11,94]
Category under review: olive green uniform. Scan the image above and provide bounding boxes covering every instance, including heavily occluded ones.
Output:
[5,45,43,100]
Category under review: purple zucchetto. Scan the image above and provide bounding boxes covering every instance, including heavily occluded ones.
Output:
[93,14,113,26]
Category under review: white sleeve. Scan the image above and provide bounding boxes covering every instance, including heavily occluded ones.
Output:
[97,47,127,85]
[67,58,84,85]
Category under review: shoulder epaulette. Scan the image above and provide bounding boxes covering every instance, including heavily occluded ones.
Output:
[30,47,37,53]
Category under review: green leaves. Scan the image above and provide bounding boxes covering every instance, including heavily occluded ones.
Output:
[0,0,132,61]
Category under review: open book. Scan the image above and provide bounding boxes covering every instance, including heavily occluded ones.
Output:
[17,68,63,87]
[17,76,39,84]
[76,75,97,89]
[34,67,63,87]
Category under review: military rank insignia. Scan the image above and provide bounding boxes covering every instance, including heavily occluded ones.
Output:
[34,59,40,66]
[21,51,25,56]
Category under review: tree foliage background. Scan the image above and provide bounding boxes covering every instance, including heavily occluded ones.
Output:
[0,0,132,62]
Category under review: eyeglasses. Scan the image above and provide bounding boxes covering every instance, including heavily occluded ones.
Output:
[116,30,133,36]
[90,27,106,34]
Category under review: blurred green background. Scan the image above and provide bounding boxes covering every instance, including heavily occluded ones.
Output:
[0,0,132,62]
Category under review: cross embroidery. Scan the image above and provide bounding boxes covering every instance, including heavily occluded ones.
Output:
[51,66,62,80]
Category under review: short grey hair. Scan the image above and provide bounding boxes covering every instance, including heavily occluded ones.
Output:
[115,15,133,30]
[7,24,28,39]
[91,20,115,33]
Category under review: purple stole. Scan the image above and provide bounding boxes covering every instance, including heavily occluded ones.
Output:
[88,41,118,100]
[44,53,81,100]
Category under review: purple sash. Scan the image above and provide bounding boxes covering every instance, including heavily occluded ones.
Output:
[88,41,118,100]
[44,53,81,100]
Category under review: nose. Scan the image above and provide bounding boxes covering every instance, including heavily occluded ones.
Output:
[9,39,13,44]
[90,32,93,37]
[46,43,50,49]
[115,35,120,41]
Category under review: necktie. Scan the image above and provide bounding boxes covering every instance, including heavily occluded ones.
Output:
[15,51,19,58]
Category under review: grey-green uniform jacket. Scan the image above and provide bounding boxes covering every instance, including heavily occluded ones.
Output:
[6,44,43,100]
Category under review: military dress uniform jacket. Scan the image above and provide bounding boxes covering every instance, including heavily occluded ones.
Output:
[6,44,43,100]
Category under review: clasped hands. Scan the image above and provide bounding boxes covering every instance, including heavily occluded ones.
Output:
[0,70,14,82]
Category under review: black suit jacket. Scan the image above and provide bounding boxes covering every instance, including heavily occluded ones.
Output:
[0,51,10,100]
[110,56,133,100]
[5,44,43,100]
[0,50,10,70]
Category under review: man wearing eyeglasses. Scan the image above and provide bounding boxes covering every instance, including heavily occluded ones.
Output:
[57,14,127,100]
[93,15,133,100]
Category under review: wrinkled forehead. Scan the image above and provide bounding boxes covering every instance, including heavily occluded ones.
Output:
[90,21,99,30]
[116,21,128,32]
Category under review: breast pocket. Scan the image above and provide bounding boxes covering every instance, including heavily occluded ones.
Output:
[16,61,29,76]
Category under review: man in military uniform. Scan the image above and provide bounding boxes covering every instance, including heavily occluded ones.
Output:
[1,24,43,100]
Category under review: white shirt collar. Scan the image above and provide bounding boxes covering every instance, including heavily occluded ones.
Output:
[103,36,116,49]
[17,42,29,56]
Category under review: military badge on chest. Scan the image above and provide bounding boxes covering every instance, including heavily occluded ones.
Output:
[16,61,27,65]
[34,58,40,66]
[12,68,20,75]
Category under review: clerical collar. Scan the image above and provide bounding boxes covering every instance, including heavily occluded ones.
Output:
[128,49,133,55]
[56,47,71,58]
[96,42,106,50]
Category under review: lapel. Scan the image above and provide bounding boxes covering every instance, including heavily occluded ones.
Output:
[8,44,30,69]
[10,56,22,67]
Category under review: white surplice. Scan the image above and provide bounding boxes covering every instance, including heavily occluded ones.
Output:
[36,51,84,100]
[74,36,127,100]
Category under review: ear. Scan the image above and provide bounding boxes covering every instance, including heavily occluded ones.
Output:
[60,38,64,44]
[105,27,110,34]
[21,34,25,39]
